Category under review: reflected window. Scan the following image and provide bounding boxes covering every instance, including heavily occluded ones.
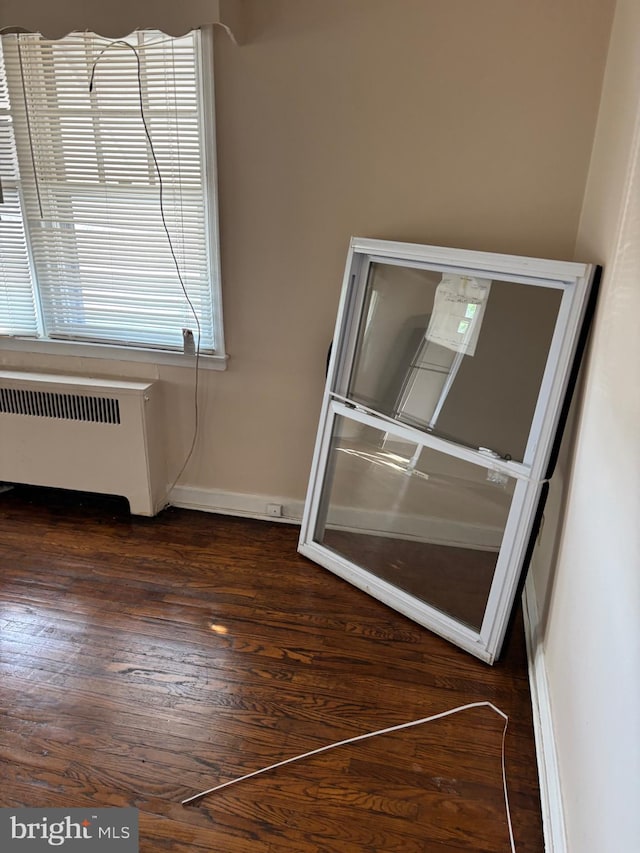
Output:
[347,263,563,461]
[314,415,516,631]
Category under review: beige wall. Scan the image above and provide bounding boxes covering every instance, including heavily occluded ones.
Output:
[530,0,640,849]
[0,0,614,512]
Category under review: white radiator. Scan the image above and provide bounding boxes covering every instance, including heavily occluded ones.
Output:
[0,370,167,516]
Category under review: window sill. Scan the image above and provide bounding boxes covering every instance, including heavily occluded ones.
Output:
[0,337,229,371]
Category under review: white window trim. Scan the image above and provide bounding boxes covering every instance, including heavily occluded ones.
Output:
[196,24,226,364]
[0,25,227,371]
[0,334,229,370]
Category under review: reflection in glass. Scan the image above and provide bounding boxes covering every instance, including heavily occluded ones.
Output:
[346,262,563,461]
[314,415,516,631]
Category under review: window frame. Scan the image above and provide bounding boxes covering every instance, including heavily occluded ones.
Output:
[0,25,227,371]
[298,237,597,663]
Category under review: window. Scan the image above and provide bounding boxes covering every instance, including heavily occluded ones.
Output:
[0,28,224,363]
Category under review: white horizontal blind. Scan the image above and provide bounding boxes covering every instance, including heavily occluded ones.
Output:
[1,29,216,352]
[0,39,39,336]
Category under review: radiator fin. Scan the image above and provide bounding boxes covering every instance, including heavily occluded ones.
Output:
[0,387,121,424]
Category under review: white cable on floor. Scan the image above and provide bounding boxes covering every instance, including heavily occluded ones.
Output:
[181,700,516,853]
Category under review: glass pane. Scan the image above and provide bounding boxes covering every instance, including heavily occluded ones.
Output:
[314,415,516,631]
[346,262,563,462]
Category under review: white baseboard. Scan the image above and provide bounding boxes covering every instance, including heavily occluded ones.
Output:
[522,575,567,853]
[167,485,500,550]
[326,504,501,550]
[168,485,305,524]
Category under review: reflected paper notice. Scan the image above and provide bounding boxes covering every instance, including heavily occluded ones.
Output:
[425,274,491,356]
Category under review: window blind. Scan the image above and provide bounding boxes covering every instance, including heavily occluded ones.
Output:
[1,29,217,353]
[0,38,39,336]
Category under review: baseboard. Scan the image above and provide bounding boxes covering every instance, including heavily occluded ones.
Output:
[168,485,501,550]
[168,485,305,524]
[522,575,567,853]
[324,499,503,549]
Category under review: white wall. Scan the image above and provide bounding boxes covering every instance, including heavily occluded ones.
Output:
[529,0,640,849]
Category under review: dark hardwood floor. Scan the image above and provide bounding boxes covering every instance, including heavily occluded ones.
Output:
[0,486,544,852]
[321,530,497,631]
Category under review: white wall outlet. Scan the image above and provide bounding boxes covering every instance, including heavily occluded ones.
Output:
[266,503,283,518]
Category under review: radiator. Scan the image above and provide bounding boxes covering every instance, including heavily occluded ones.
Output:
[0,370,167,516]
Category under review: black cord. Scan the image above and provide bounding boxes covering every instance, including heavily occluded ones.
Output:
[90,38,202,497]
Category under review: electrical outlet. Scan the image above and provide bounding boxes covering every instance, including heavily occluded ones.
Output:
[266,503,283,518]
